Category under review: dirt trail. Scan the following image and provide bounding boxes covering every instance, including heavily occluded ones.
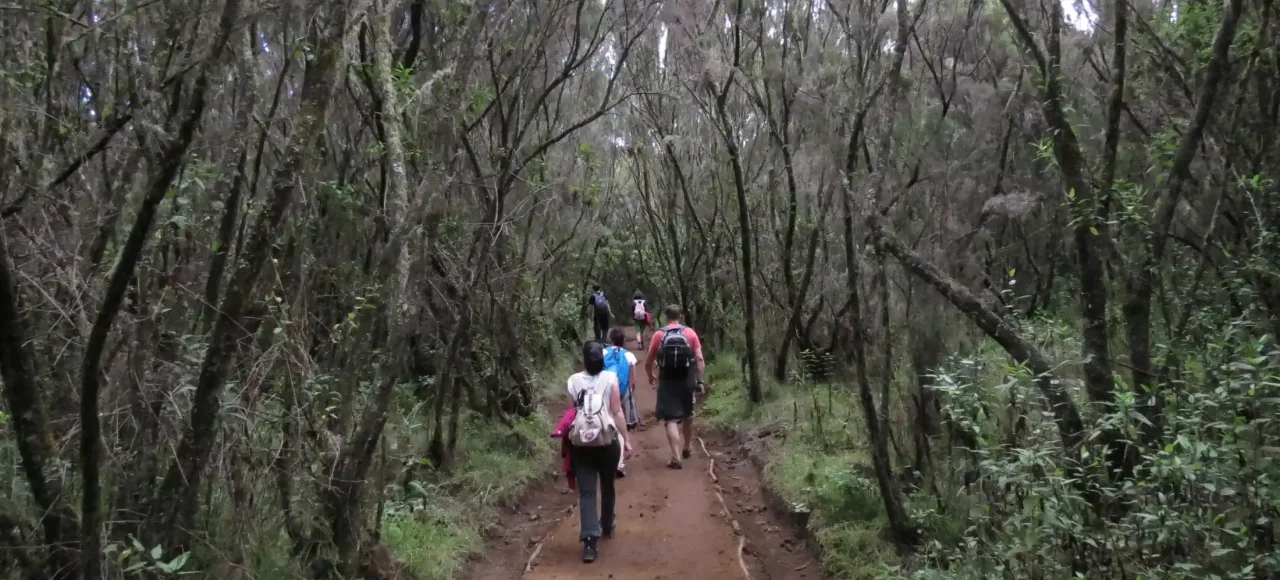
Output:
[464,330,818,580]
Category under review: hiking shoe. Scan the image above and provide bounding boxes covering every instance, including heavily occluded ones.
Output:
[682,448,692,459]
[667,459,683,469]
[582,537,599,563]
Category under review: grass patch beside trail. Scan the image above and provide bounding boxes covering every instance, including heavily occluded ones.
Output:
[379,363,569,579]
[381,412,553,579]
[700,354,899,580]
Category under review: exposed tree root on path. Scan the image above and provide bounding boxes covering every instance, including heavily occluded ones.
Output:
[702,436,751,579]
[698,437,718,484]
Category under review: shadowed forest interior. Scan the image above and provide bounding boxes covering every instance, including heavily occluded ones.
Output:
[1,0,1278,577]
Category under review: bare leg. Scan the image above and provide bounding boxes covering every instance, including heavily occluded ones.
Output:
[665,421,683,463]
[681,419,693,455]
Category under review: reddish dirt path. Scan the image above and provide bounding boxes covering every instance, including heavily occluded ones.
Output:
[463,330,819,580]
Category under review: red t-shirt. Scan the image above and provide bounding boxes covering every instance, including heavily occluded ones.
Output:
[647,324,702,362]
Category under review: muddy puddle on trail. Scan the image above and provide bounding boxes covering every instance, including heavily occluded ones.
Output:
[462,332,819,580]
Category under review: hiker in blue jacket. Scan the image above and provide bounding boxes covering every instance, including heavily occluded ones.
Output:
[605,328,640,431]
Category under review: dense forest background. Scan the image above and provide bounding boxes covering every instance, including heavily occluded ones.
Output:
[1,0,1277,577]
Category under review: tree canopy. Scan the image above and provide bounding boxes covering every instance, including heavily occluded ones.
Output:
[1,0,1277,577]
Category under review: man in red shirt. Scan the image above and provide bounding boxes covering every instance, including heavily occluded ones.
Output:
[645,304,706,469]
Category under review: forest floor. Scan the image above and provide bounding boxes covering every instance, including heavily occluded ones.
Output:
[462,329,820,580]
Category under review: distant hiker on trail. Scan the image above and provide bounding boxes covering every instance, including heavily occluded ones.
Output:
[586,284,612,342]
[565,340,633,563]
[645,304,706,469]
[631,291,650,347]
[606,328,640,431]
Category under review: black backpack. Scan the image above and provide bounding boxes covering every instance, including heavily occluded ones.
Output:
[591,290,609,314]
[657,325,693,379]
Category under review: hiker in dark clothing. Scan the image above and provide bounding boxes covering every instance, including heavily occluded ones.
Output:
[586,284,612,342]
[645,304,706,469]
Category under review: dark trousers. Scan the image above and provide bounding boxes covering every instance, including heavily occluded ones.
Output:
[571,440,621,540]
[592,311,610,342]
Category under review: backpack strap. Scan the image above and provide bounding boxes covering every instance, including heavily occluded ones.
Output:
[575,375,606,413]
[591,376,611,415]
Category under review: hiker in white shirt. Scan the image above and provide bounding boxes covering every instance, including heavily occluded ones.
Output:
[566,341,632,563]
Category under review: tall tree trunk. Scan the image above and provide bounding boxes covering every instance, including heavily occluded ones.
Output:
[150,1,352,547]
[774,184,830,380]
[203,26,276,330]
[841,184,916,546]
[312,2,427,573]
[0,228,79,579]
[716,1,763,403]
[78,4,239,571]
[999,0,1128,475]
[1123,0,1245,447]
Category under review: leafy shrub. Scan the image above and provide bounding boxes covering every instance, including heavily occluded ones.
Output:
[909,329,1280,579]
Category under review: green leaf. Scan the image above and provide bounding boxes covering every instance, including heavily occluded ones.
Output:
[466,88,494,115]
[168,552,190,571]
[151,544,163,560]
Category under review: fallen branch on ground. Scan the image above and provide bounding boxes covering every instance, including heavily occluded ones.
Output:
[522,540,546,575]
[521,504,574,576]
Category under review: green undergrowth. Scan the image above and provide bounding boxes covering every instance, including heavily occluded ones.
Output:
[381,408,553,578]
[377,367,567,579]
[701,354,899,579]
[0,365,562,580]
